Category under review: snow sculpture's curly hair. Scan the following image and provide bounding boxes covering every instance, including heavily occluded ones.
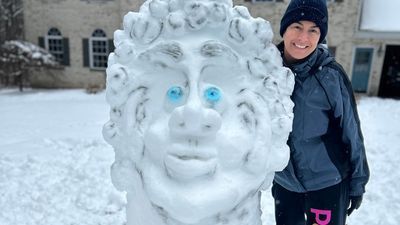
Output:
[103,0,294,190]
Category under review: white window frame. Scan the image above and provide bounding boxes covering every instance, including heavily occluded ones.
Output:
[89,30,108,70]
[45,28,64,63]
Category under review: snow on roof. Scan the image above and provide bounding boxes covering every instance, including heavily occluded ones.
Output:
[360,0,400,32]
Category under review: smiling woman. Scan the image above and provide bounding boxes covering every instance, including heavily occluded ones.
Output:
[273,1,370,225]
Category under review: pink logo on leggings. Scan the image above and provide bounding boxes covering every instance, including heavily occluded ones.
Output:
[310,208,332,225]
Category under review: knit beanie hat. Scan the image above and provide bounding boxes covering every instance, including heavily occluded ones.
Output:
[280,0,328,43]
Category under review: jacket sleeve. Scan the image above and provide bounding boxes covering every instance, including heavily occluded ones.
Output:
[335,67,370,197]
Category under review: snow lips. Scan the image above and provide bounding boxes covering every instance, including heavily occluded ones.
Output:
[102,0,294,225]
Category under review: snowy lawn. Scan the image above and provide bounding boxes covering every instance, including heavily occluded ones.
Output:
[0,88,399,225]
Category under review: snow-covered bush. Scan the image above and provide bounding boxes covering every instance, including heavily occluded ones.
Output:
[0,40,58,91]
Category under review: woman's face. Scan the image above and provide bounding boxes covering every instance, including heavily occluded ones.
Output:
[283,20,321,64]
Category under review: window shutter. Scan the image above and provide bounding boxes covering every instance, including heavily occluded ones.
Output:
[335,0,343,2]
[38,37,45,48]
[82,38,89,67]
[276,0,284,2]
[108,39,115,53]
[63,38,70,66]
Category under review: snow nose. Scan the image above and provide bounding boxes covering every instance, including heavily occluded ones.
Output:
[168,102,221,139]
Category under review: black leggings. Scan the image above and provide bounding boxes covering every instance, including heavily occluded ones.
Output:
[271,179,349,225]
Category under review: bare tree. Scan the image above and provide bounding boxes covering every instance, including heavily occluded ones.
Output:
[0,0,59,91]
[0,0,24,43]
[0,0,24,89]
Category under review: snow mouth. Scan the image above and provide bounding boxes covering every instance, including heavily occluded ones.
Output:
[170,154,211,161]
[164,152,217,180]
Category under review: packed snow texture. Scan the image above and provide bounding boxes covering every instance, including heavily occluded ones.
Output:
[104,0,294,224]
[0,89,399,224]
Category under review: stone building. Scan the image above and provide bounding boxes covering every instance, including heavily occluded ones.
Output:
[23,0,142,89]
[23,0,400,97]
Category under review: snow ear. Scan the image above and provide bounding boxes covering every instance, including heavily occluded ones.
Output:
[108,88,150,192]
[122,86,149,138]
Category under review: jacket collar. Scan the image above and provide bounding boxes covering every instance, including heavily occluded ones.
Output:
[277,42,333,77]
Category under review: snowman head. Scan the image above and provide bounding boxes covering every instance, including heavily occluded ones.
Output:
[103,0,294,224]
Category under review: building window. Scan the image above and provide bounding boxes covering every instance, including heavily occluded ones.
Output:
[89,29,108,69]
[45,28,64,64]
[39,28,70,66]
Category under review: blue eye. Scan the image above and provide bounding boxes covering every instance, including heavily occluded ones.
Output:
[167,86,184,102]
[204,87,221,103]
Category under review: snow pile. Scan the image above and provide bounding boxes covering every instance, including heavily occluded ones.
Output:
[103,0,294,224]
[0,140,125,225]
[348,97,400,224]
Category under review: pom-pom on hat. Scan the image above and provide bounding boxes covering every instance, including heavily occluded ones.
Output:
[280,0,328,43]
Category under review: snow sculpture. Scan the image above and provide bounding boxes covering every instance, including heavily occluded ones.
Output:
[103,0,294,224]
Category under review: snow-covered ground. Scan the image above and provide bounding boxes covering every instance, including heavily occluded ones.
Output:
[0,88,399,225]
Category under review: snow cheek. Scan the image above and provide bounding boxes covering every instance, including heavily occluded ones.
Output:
[218,92,274,174]
[143,118,169,167]
[216,101,262,172]
[216,129,254,171]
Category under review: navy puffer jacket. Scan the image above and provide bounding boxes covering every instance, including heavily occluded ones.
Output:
[274,43,369,197]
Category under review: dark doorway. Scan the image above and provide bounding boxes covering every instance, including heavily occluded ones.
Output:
[379,45,400,98]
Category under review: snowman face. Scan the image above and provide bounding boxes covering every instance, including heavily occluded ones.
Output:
[124,40,273,222]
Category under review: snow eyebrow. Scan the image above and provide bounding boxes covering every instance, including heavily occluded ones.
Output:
[200,41,238,62]
[138,42,184,63]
